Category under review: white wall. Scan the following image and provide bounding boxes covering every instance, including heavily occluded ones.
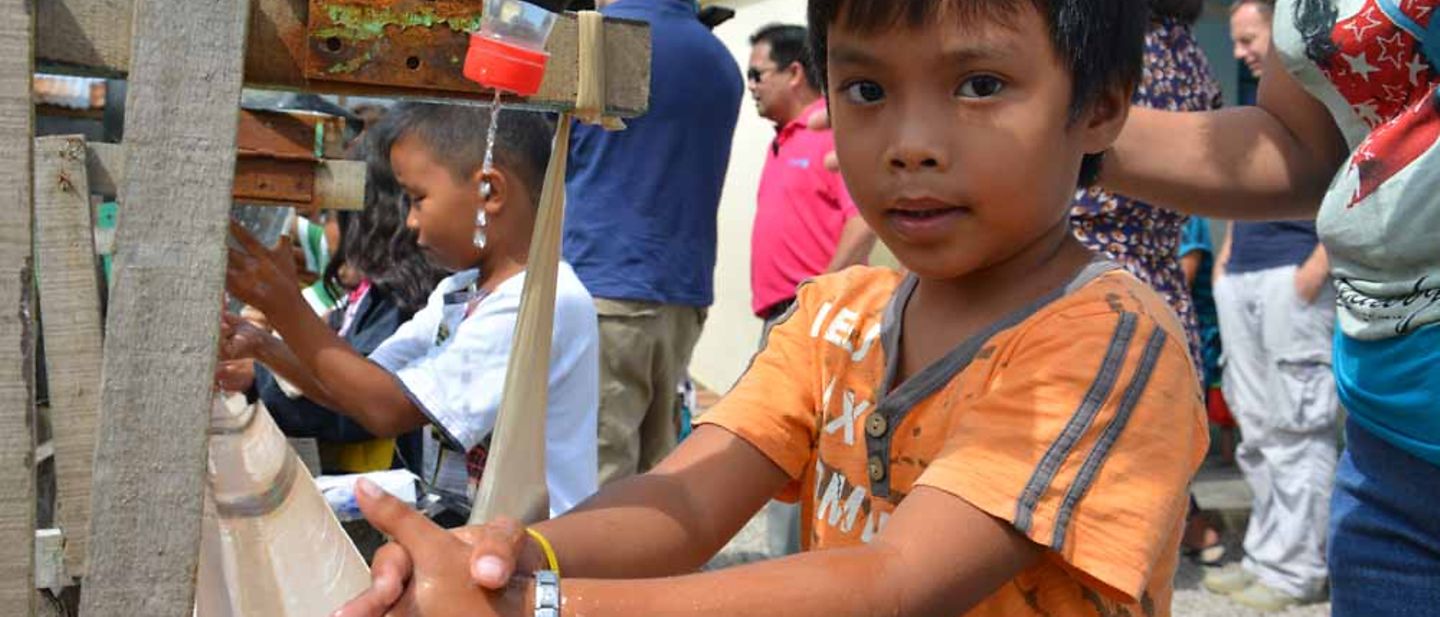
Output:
[690,0,809,393]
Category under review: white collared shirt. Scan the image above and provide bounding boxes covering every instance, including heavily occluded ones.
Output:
[369,263,599,516]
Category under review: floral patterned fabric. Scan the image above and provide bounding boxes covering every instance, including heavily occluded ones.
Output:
[1071,17,1224,376]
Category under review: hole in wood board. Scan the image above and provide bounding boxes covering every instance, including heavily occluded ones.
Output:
[406,56,422,70]
[325,37,343,52]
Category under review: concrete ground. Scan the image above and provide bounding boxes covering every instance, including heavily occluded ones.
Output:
[707,463,1332,616]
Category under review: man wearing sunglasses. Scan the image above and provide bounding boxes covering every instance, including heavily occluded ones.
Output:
[747,24,874,331]
[746,23,874,560]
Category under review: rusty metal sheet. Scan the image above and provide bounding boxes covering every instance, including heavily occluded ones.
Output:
[234,157,316,205]
[236,109,348,160]
[305,0,488,94]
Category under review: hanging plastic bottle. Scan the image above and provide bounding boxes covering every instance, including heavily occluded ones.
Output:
[463,0,567,96]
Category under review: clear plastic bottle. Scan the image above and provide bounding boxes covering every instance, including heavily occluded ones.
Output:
[463,0,560,96]
[195,395,370,616]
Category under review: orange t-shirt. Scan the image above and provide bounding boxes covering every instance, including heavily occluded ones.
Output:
[699,263,1207,616]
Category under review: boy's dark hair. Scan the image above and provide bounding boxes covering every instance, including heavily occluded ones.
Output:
[806,0,1148,187]
[751,24,822,92]
[382,102,556,205]
[323,116,449,315]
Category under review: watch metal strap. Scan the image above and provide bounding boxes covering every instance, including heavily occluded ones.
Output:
[534,570,560,617]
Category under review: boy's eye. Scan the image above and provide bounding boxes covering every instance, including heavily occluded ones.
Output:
[840,80,885,105]
[956,75,1005,99]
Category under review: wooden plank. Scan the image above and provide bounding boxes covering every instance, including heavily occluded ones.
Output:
[86,142,365,211]
[34,0,131,77]
[234,157,317,204]
[34,135,105,580]
[0,0,37,612]
[83,142,121,198]
[314,158,366,212]
[35,0,651,116]
[77,0,249,612]
[235,109,344,161]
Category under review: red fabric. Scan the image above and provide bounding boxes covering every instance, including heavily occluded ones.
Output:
[750,99,861,316]
[1206,386,1236,428]
[1316,0,1440,206]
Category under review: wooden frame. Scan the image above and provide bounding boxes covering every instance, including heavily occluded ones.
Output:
[0,0,36,610]
[38,0,652,117]
[14,0,651,614]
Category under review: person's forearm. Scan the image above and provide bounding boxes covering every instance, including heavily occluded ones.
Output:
[253,336,345,411]
[548,546,912,617]
[518,428,788,581]
[519,530,1025,617]
[826,217,877,272]
[263,293,422,437]
[1102,106,1335,220]
[1301,243,1329,274]
[1181,253,1201,287]
[531,471,759,579]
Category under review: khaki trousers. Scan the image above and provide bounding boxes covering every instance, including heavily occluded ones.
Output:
[594,298,706,485]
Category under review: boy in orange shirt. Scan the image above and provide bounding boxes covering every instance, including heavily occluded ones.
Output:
[334,1,1207,616]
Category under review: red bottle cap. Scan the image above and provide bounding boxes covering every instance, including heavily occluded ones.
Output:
[464,34,551,97]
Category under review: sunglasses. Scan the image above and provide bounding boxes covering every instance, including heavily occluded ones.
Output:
[747,66,780,83]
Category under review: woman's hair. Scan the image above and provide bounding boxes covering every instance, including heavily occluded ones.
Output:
[1292,0,1339,64]
[1148,0,1204,25]
[322,113,448,315]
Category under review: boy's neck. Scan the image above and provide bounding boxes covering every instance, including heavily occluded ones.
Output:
[474,244,530,293]
[909,220,1094,342]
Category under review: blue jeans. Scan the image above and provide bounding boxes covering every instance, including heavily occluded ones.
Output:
[1329,419,1440,615]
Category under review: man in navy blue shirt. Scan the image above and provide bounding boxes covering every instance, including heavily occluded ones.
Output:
[564,0,743,484]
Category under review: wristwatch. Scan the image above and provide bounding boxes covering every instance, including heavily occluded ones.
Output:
[534,570,560,617]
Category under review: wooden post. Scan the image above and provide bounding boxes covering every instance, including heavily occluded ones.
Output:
[34,135,105,580]
[78,0,249,614]
[0,0,36,613]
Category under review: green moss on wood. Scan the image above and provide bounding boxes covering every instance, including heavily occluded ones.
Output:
[314,5,484,42]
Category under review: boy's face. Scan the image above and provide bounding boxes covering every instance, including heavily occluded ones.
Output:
[826,6,1122,281]
[391,133,484,272]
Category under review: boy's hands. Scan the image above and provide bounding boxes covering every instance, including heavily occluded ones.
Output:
[226,221,303,316]
[218,312,272,361]
[215,312,270,392]
[214,359,256,393]
[333,479,524,617]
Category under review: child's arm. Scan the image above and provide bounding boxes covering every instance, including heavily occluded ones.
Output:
[225,224,424,438]
[217,312,338,408]
[338,426,1041,617]
[1181,251,1202,287]
[547,487,1038,617]
[1215,222,1233,281]
[1101,46,1349,220]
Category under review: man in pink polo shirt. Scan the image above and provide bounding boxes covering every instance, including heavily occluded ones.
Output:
[748,24,873,326]
[746,23,875,558]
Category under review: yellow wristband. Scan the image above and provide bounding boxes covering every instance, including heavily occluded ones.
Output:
[526,527,560,576]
